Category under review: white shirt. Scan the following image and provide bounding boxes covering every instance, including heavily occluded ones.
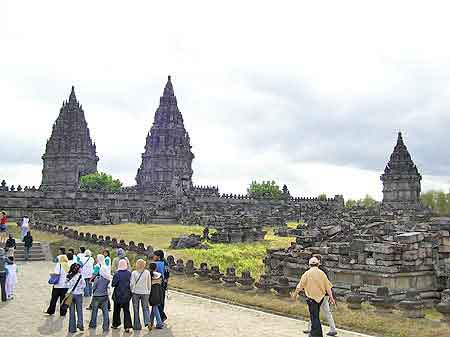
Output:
[53,263,68,289]
[80,256,94,279]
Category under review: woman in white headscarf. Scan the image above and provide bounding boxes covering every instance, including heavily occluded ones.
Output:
[20,216,29,240]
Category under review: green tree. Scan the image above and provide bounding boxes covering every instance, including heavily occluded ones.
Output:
[420,191,437,211]
[318,193,327,201]
[361,194,377,208]
[247,180,282,199]
[80,172,123,192]
[345,199,357,208]
[437,191,449,215]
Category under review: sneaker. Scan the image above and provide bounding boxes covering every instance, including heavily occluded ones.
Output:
[327,332,338,336]
[156,325,164,330]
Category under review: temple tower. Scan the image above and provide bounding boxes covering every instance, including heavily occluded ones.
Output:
[40,87,98,191]
[136,76,194,194]
[380,132,421,203]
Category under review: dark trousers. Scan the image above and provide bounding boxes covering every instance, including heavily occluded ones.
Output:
[46,287,68,316]
[307,297,324,337]
[0,272,6,302]
[112,301,132,329]
[159,286,167,321]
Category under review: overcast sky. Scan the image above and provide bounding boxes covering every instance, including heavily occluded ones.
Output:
[1,1,450,200]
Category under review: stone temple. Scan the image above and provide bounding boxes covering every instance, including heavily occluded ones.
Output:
[40,86,98,191]
[381,132,421,205]
[136,76,194,195]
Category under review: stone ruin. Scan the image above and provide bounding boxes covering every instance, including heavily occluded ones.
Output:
[263,205,450,302]
[169,234,208,249]
[206,211,267,243]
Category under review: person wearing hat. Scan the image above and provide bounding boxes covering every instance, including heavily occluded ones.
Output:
[304,254,338,336]
[292,256,335,337]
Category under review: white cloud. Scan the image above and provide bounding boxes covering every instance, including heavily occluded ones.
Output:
[2,0,450,200]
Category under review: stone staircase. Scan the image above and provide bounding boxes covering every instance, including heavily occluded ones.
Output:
[3,241,47,262]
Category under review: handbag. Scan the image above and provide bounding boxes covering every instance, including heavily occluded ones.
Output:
[48,265,61,285]
[61,275,82,309]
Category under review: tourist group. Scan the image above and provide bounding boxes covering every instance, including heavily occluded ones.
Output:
[44,246,169,334]
[0,213,32,301]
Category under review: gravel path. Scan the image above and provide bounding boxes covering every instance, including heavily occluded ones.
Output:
[0,261,373,337]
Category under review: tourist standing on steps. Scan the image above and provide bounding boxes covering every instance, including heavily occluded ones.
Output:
[303,254,338,336]
[149,262,164,330]
[65,263,86,333]
[5,234,16,258]
[5,256,17,300]
[112,248,131,273]
[111,259,132,332]
[130,259,152,331]
[152,250,169,321]
[45,254,70,316]
[22,231,33,261]
[0,211,7,243]
[19,215,29,241]
[292,257,335,337]
[89,256,111,332]
[81,249,94,297]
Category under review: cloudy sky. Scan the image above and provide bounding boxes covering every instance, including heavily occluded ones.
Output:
[2,1,450,200]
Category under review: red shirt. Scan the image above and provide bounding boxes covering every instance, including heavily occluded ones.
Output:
[0,215,7,225]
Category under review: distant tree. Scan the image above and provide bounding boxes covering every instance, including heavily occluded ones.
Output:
[361,194,378,208]
[344,195,378,209]
[437,191,449,215]
[80,172,123,192]
[420,190,450,215]
[247,180,282,199]
[318,193,327,201]
[345,199,357,208]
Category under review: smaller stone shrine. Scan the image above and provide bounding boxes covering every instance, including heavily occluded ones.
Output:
[169,234,207,249]
[208,211,266,243]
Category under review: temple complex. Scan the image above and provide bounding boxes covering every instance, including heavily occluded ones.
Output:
[381,132,422,205]
[136,76,194,195]
[40,86,98,191]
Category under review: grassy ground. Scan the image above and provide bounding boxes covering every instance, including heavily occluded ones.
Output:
[73,223,294,278]
[6,223,449,337]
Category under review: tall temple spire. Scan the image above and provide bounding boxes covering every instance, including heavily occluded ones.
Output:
[380,132,421,204]
[40,87,98,191]
[136,76,194,194]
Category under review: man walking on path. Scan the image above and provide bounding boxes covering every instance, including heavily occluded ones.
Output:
[304,254,338,336]
[292,257,335,337]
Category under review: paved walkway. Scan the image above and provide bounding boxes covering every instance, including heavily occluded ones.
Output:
[0,261,373,337]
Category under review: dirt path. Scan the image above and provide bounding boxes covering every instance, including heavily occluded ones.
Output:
[0,261,373,337]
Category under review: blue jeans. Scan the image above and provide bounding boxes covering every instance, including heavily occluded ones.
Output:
[69,294,84,333]
[89,296,109,332]
[132,293,150,330]
[150,305,164,328]
[84,279,92,297]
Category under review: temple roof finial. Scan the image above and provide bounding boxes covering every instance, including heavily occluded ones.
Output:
[163,75,174,97]
[69,85,77,103]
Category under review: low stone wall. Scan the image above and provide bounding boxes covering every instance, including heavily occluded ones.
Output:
[0,179,344,226]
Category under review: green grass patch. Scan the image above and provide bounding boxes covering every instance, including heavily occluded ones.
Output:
[73,223,293,278]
